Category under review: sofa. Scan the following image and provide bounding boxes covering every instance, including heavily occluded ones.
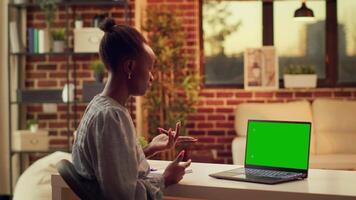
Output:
[232,99,356,170]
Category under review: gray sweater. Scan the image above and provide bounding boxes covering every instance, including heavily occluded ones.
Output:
[72,95,164,200]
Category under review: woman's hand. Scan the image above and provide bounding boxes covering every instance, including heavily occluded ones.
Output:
[144,121,197,158]
[163,150,191,187]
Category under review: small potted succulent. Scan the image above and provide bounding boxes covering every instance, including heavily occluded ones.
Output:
[51,28,65,53]
[91,59,105,83]
[75,14,83,29]
[284,64,317,88]
[27,119,39,133]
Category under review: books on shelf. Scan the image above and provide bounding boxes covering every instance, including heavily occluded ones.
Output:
[9,21,23,53]
[28,28,50,53]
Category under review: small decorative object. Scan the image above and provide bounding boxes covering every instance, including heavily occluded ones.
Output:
[244,46,279,90]
[13,0,27,4]
[91,59,105,83]
[27,119,39,133]
[75,14,83,29]
[13,130,49,151]
[74,28,104,53]
[62,83,75,102]
[284,64,317,88]
[51,28,65,53]
[92,13,108,27]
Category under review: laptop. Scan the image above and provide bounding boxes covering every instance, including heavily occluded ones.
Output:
[209,120,312,184]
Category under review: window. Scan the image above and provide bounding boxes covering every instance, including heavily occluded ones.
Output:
[200,0,356,87]
[274,1,326,78]
[338,0,356,83]
[202,1,262,86]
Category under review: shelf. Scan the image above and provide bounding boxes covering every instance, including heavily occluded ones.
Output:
[11,149,71,154]
[10,52,99,56]
[11,100,90,104]
[9,0,127,8]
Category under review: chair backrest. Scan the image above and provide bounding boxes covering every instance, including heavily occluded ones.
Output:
[56,159,104,200]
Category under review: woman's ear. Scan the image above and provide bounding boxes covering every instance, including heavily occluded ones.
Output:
[123,60,136,78]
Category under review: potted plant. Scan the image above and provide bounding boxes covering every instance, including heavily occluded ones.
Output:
[27,119,39,133]
[37,0,60,28]
[90,60,105,83]
[75,14,83,29]
[284,64,317,88]
[51,29,65,53]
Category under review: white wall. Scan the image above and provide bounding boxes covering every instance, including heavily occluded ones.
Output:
[0,0,10,195]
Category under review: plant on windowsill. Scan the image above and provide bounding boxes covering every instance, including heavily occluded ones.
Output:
[27,119,39,133]
[284,64,317,88]
[51,28,66,53]
[91,59,105,83]
[143,7,200,160]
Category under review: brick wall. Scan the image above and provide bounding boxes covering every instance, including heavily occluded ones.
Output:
[25,0,356,164]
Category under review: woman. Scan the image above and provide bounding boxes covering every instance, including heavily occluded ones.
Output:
[72,18,196,200]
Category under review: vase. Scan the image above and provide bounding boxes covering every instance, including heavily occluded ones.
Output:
[94,73,104,83]
[53,40,65,53]
[284,74,317,88]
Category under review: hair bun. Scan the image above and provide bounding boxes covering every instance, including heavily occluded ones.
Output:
[99,18,116,33]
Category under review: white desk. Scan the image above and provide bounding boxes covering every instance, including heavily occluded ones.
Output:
[52,160,356,200]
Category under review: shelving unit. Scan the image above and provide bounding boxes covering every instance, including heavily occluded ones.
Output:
[7,0,129,194]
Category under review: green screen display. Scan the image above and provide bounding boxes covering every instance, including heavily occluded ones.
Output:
[245,121,311,170]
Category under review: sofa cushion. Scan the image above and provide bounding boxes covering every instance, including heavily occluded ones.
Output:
[309,154,356,170]
[312,99,356,154]
[235,100,313,136]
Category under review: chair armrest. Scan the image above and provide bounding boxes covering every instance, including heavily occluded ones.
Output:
[232,137,246,165]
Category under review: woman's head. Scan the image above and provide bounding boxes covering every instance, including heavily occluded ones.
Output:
[99,18,155,96]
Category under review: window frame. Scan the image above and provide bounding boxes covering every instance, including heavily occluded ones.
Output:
[199,0,356,88]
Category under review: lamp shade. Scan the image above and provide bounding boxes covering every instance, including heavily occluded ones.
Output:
[294,2,314,21]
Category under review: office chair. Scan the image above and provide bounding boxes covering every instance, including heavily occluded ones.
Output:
[56,159,104,200]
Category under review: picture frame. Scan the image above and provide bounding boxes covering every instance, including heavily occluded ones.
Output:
[244,46,279,90]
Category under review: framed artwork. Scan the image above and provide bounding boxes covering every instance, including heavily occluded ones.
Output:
[244,46,279,90]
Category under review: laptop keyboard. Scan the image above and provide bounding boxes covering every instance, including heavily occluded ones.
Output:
[245,168,303,179]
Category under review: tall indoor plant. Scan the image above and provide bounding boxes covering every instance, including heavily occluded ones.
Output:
[143,7,200,159]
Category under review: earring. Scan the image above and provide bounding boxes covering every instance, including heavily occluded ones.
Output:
[128,73,132,79]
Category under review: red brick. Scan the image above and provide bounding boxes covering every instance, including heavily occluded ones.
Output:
[247,100,264,103]
[48,131,58,136]
[37,114,58,120]
[49,139,68,145]
[37,80,58,87]
[27,55,45,62]
[206,100,224,106]
[226,100,243,105]
[276,92,293,98]
[217,92,234,98]
[50,72,67,78]
[353,92,356,97]
[49,55,67,62]
[196,137,215,143]
[207,130,225,136]
[25,81,35,88]
[187,115,205,121]
[37,64,57,70]
[199,91,215,98]
[185,123,195,128]
[27,105,43,112]
[216,108,234,113]
[267,100,284,103]
[314,91,332,97]
[227,130,237,135]
[295,92,312,98]
[334,91,352,97]
[236,92,252,98]
[197,108,214,113]
[255,92,274,98]
[26,72,47,79]
[188,130,205,136]
[216,122,234,128]
[197,123,213,129]
[217,137,235,143]
[228,115,234,121]
[207,115,225,121]
[49,122,67,128]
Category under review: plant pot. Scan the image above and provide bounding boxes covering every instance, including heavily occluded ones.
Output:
[53,40,65,53]
[284,74,317,88]
[75,20,83,29]
[30,124,38,133]
[94,73,104,83]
